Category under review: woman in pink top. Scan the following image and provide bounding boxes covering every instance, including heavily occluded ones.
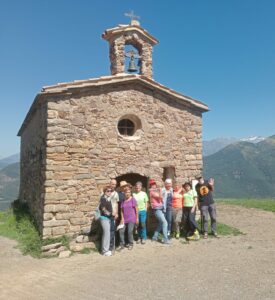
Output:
[149,179,169,244]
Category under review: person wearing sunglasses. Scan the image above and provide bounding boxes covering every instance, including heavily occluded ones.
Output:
[99,186,113,256]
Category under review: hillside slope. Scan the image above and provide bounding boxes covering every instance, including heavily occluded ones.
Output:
[0,162,20,210]
[203,135,275,198]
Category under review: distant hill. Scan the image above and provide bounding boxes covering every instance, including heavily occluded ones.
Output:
[203,136,266,156]
[0,153,20,170]
[203,135,275,198]
[0,162,20,210]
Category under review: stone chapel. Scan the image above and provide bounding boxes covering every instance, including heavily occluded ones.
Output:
[18,20,209,238]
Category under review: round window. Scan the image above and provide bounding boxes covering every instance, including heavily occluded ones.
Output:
[118,119,135,136]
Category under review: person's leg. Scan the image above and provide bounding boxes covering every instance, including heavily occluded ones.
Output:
[166,207,173,235]
[152,209,162,240]
[139,210,147,241]
[100,219,111,254]
[127,222,135,247]
[189,210,199,233]
[175,208,182,237]
[200,205,209,235]
[158,210,168,242]
[109,217,115,251]
[119,225,125,246]
[182,207,189,236]
[209,203,217,234]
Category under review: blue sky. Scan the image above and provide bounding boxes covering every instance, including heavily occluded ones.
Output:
[0,0,275,158]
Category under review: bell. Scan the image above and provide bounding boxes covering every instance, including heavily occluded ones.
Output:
[127,58,137,72]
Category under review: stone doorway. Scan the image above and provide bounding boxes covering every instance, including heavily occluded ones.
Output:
[116,173,149,192]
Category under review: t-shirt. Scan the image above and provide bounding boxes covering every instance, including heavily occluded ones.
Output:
[133,191,149,211]
[109,191,119,215]
[150,188,163,209]
[121,197,137,224]
[195,182,214,206]
[172,191,184,208]
[184,190,198,207]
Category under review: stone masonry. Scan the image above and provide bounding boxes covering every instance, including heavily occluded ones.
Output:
[18,22,209,238]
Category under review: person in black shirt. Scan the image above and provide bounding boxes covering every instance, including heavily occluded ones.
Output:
[195,177,218,239]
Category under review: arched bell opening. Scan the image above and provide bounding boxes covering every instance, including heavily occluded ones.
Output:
[124,41,142,74]
[116,173,149,192]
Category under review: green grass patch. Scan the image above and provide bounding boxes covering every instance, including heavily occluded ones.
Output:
[197,219,243,236]
[0,202,70,258]
[217,198,275,212]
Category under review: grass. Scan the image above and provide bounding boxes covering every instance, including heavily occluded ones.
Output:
[197,219,243,236]
[0,202,70,258]
[217,198,275,213]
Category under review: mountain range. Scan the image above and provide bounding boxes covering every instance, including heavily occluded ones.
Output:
[203,135,275,198]
[203,136,266,156]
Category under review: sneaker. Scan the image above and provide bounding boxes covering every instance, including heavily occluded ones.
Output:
[187,233,199,241]
[175,232,180,239]
[203,233,208,239]
[141,239,146,245]
[116,245,124,252]
[136,238,141,244]
[212,232,219,238]
[128,244,133,250]
[162,239,171,245]
[103,251,112,256]
[151,237,158,242]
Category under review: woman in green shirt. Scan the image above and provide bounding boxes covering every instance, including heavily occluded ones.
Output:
[182,182,200,240]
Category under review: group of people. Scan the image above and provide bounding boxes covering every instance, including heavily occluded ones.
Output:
[97,176,217,256]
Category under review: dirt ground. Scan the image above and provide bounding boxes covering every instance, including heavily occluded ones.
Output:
[1,204,275,300]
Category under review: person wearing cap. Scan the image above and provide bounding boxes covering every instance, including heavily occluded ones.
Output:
[149,179,169,244]
[195,176,218,239]
[99,185,113,256]
[162,178,173,238]
[133,181,149,244]
[116,180,128,247]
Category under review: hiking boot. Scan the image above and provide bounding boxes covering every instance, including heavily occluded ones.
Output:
[175,232,180,239]
[128,244,133,250]
[141,239,146,245]
[203,233,208,239]
[136,238,141,244]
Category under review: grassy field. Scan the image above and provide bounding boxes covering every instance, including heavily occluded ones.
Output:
[217,198,275,212]
[0,202,70,258]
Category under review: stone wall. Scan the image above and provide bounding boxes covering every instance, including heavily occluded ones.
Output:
[19,100,47,233]
[42,82,203,238]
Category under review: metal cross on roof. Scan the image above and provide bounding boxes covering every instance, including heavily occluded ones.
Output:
[124,10,140,21]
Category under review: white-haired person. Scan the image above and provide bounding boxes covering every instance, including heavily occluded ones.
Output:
[162,178,173,238]
[133,181,149,244]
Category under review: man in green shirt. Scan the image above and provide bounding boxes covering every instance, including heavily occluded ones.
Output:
[133,181,149,244]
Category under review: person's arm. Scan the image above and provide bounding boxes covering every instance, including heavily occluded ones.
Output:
[120,207,124,225]
[191,195,198,213]
[145,193,149,211]
[208,178,214,191]
[136,205,139,224]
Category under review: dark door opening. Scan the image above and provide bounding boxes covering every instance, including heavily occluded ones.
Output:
[116,173,149,192]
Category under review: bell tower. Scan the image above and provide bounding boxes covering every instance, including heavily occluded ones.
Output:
[102,19,159,79]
